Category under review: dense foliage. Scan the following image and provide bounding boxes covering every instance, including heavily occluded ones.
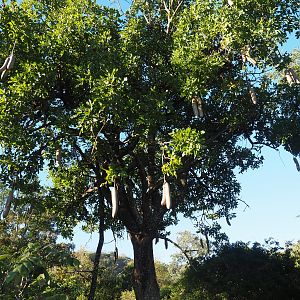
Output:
[0,197,133,299]
[170,241,300,300]
[0,0,299,298]
[0,186,80,299]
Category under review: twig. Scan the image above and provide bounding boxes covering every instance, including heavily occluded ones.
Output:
[163,0,183,33]
[237,198,250,212]
[156,235,198,271]
[81,187,98,198]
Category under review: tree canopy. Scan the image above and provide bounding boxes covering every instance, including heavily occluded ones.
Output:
[0,0,299,299]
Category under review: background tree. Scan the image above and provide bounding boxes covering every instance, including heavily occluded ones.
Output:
[0,185,79,299]
[51,249,134,299]
[170,241,300,300]
[168,231,208,281]
[0,0,299,299]
[289,240,300,268]
[153,261,175,299]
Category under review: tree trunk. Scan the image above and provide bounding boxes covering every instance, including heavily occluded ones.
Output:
[88,175,105,300]
[130,233,160,300]
[88,223,104,300]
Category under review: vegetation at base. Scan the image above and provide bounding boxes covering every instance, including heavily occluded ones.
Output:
[170,240,300,300]
[0,187,133,299]
[1,205,300,300]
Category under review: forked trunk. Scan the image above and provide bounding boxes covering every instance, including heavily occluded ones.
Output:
[130,233,160,300]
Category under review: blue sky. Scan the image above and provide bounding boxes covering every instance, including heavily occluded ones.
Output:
[68,146,300,262]
[61,2,300,263]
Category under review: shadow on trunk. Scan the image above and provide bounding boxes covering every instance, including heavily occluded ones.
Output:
[130,233,160,300]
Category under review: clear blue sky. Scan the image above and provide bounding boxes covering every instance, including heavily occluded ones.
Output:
[60,2,300,263]
[67,146,300,262]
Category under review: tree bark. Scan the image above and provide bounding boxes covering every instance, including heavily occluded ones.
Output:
[88,222,104,300]
[130,233,160,300]
[88,174,105,300]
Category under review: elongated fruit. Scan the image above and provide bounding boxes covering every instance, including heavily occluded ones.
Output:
[161,183,166,206]
[55,148,62,167]
[197,97,204,117]
[249,87,257,104]
[164,238,168,250]
[1,69,9,80]
[192,97,204,118]
[3,190,13,218]
[293,157,300,172]
[6,54,15,70]
[226,216,231,226]
[205,233,210,253]
[0,57,9,72]
[192,98,199,117]
[111,187,118,218]
[164,181,171,209]
[114,247,118,262]
[200,239,204,248]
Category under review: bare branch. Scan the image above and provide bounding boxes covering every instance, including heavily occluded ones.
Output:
[162,0,170,13]
[81,187,98,198]
[156,235,199,271]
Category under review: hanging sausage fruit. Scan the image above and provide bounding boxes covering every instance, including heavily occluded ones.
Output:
[0,57,10,74]
[293,157,300,172]
[164,238,168,250]
[6,52,15,70]
[111,182,119,218]
[0,59,10,79]
[161,179,171,209]
[192,96,204,118]
[0,43,16,80]
[114,246,119,263]
[249,86,257,105]
[55,147,62,167]
[3,190,13,218]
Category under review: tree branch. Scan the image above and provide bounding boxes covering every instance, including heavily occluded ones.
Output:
[156,235,200,271]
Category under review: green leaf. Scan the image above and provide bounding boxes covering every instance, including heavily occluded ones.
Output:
[22,260,34,272]
[4,271,21,285]
[0,254,10,260]
[15,263,30,277]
